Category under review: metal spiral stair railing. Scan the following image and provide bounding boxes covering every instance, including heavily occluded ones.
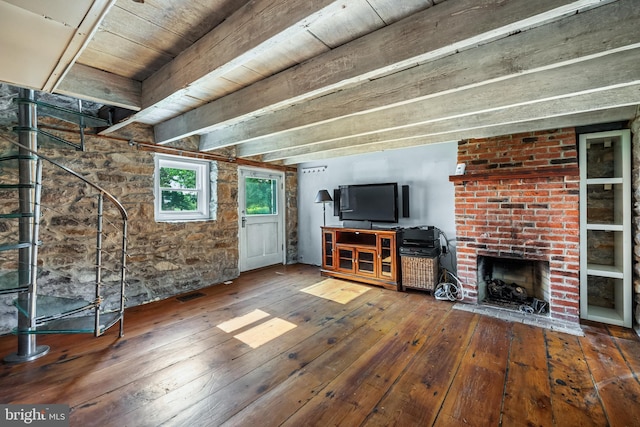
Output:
[1,88,128,363]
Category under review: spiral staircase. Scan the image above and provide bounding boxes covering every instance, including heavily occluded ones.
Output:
[1,88,128,363]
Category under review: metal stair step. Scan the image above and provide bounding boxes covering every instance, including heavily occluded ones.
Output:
[14,98,111,128]
[0,242,32,251]
[12,126,84,151]
[0,271,29,295]
[0,213,35,219]
[0,154,37,162]
[0,183,35,189]
[13,311,121,335]
[14,295,97,324]
[0,285,29,295]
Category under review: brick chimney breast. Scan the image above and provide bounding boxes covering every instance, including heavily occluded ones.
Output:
[452,128,580,324]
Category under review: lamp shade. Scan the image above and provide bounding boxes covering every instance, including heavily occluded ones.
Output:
[314,189,333,203]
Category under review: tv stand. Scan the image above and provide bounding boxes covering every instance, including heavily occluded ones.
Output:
[320,226,400,291]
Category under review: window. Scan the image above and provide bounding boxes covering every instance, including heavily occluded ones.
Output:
[155,155,210,222]
[245,177,277,215]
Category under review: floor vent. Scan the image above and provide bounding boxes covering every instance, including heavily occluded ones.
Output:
[176,292,206,302]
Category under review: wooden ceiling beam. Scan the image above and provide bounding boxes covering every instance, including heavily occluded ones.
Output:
[236,49,640,157]
[141,0,343,108]
[99,0,342,135]
[201,0,639,151]
[278,106,637,164]
[56,63,142,111]
[156,0,610,145]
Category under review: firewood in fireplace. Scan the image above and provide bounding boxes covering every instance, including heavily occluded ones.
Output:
[486,278,528,302]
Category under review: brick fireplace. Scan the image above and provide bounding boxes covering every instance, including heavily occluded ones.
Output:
[451,129,580,324]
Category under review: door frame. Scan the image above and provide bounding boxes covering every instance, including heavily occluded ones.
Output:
[238,166,286,272]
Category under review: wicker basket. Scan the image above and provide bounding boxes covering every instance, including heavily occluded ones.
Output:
[401,256,438,292]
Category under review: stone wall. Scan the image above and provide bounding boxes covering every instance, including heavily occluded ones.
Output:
[285,171,299,263]
[631,112,640,328]
[0,122,298,334]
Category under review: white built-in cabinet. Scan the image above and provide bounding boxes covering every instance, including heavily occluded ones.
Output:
[579,129,631,327]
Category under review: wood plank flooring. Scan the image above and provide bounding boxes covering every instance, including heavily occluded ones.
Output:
[1,263,639,426]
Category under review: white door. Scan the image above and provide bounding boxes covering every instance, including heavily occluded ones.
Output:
[238,167,285,272]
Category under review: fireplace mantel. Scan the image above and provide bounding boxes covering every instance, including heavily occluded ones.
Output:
[449,166,579,183]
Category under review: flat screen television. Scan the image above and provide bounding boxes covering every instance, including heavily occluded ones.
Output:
[338,182,398,223]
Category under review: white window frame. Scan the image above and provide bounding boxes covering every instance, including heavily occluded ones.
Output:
[154,155,210,222]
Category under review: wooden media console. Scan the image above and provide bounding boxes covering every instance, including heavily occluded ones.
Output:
[320,226,401,291]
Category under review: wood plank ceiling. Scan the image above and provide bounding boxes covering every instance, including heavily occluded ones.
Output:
[1,0,638,165]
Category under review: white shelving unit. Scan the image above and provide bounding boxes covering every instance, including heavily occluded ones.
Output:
[579,129,631,327]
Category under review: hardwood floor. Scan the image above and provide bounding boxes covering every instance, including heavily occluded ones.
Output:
[1,263,639,426]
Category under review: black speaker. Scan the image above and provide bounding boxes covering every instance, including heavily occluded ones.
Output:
[333,188,340,216]
[402,185,410,218]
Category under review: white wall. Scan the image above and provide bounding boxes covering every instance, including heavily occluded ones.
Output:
[297,141,458,268]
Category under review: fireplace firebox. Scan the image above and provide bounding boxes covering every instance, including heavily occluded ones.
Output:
[477,256,550,314]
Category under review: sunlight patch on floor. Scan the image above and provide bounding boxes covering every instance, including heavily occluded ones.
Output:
[234,318,297,349]
[216,309,270,333]
[300,278,370,304]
